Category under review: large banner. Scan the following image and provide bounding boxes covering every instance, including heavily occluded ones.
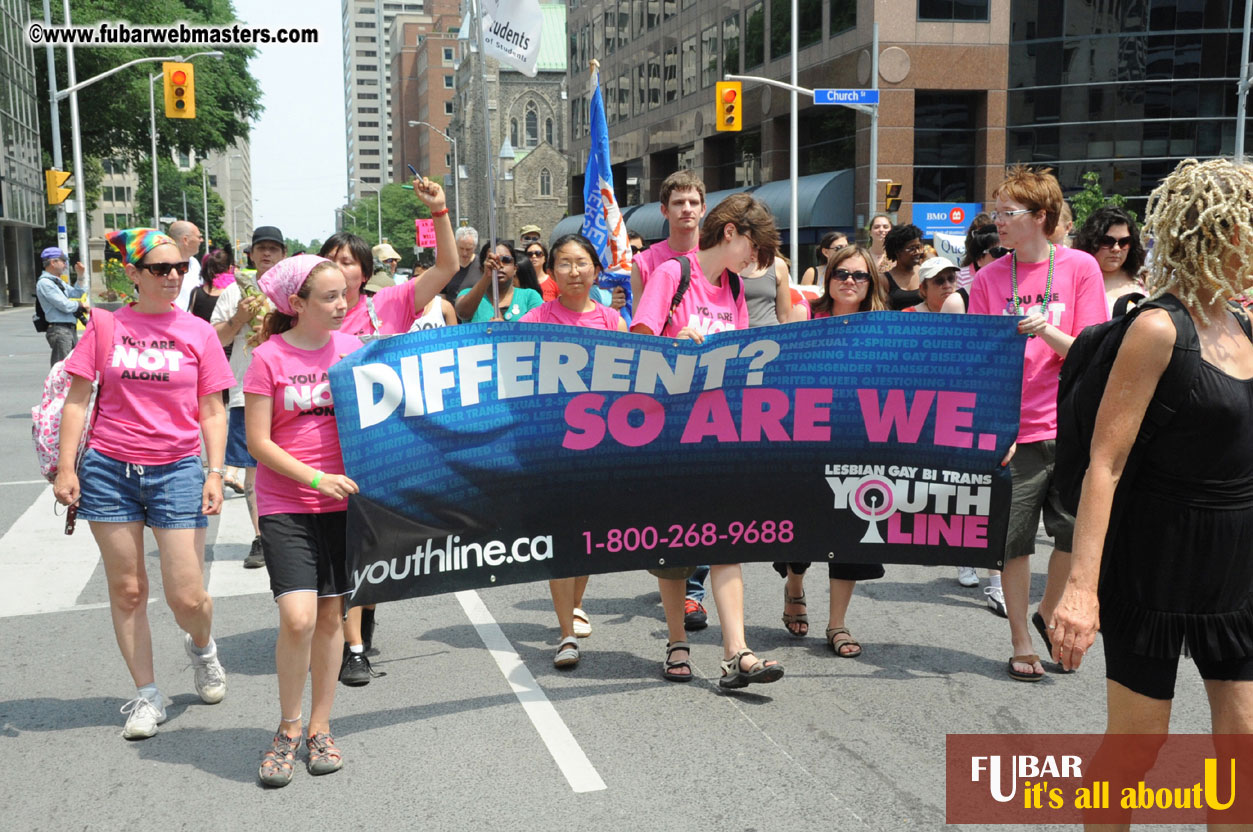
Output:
[331,314,1025,607]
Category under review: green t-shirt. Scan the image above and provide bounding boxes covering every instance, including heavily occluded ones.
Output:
[457,287,543,322]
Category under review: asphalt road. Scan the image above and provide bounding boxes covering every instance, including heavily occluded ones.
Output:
[0,305,1215,831]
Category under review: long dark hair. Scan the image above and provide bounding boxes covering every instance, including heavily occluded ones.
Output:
[201,249,231,286]
[318,233,374,282]
[480,239,541,293]
[966,225,1003,271]
[1074,205,1144,275]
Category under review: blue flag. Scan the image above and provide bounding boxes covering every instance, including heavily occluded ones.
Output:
[581,68,633,322]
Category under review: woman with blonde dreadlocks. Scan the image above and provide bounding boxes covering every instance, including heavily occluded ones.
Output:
[1051,158,1253,739]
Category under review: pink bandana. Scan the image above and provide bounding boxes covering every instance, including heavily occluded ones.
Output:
[211,269,236,290]
[258,254,332,316]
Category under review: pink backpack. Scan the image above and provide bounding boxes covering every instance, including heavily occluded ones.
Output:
[32,308,114,482]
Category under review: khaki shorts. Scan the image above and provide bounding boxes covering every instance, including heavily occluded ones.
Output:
[1005,439,1075,559]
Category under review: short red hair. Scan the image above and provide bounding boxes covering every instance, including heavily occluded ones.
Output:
[994,165,1063,236]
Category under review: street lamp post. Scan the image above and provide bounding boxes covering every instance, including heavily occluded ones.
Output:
[408,120,461,228]
[147,51,223,227]
[348,184,383,243]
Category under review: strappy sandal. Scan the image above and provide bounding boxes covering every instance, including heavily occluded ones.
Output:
[663,641,693,682]
[305,732,344,775]
[1008,654,1045,682]
[258,731,300,787]
[572,608,592,638]
[719,649,784,689]
[826,627,863,658]
[782,588,809,637]
[554,636,580,668]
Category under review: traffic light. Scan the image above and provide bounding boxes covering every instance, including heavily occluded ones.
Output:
[45,169,72,205]
[716,81,742,131]
[884,181,902,212]
[163,62,196,119]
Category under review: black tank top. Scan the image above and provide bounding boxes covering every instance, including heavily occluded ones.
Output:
[882,269,922,311]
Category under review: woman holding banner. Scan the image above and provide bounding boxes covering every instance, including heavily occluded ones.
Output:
[245,254,364,786]
[521,234,627,668]
[778,246,887,655]
[631,193,785,688]
[1052,158,1253,743]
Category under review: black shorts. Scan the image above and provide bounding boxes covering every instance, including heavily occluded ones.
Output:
[1103,631,1253,700]
[258,511,350,600]
[773,561,886,581]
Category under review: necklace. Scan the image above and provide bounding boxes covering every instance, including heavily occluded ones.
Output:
[1010,243,1055,337]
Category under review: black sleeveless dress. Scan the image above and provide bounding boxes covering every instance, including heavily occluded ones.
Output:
[1100,344,1253,661]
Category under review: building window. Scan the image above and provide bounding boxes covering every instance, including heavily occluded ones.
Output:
[443,47,454,61]
[605,10,616,53]
[663,0,676,20]
[723,14,740,76]
[443,74,454,89]
[913,91,978,201]
[511,118,519,146]
[701,25,718,88]
[357,64,375,72]
[360,121,379,128]
[745,2,764,69]
[540,168,552,196]
[637,63,647,112]
[525,101,539,146]
[619,71,631,119]
[445,153,452,168]
[178,152,190,168]
[633,0,645,35]
[361,106,379,113]
[546,117,554,145]
[830,0,855,36]
[361,149,380,156]
[208,175,217,187]
[618,0,631,46]
[445,101,454,115]
[355,20,375,27]
[918,0,989,21]
[647,0,659,29]
[648,55,662,108]
[681,36,697,96]
[358,50,377,57]
[664,47,679,103]
[771,0,817,56]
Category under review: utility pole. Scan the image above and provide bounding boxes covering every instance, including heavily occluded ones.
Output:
[64,0,91,295]
[41,0,68,254]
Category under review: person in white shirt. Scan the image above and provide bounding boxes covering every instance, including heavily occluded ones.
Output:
[169,220,204,310]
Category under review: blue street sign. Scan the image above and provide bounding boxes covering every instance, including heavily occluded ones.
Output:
[814,88,880,106]
[913,203,985,238]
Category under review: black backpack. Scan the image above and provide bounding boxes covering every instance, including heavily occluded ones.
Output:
[1054,293,1251,522]
[32,275,65,333]
[665,256,742,331]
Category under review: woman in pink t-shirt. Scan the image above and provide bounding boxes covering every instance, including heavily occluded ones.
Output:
[780,246,888,658]
[520,235,626,669]
[243,254,364,787]
[630,193,786,688]
[54,228,234,741]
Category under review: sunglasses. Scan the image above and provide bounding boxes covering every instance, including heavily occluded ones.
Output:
[630,245,644,255]
[498,254,515,264]
[927,272,959,285]
[140,260,190,277]
[1098,235,1134,250]
[988,246,1012,258]
[831,269,871,284]
[526,249,545,258]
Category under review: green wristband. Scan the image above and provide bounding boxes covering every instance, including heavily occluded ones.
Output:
[310,471,323,489]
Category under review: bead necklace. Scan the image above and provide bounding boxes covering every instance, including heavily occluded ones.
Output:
[1011,243,1056,337]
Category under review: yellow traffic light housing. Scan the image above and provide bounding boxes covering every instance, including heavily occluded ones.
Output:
[163,62,196,119]
[884,181,902,213]
[45,169,72,205]
[716,81,742,131]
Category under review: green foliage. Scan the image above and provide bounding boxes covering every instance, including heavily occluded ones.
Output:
[98,257,134,302]
[338,184,432,268]
[284,238,308,255]
[134,159,228,245]
[30,0,263,165]
[1071,171,1137,229]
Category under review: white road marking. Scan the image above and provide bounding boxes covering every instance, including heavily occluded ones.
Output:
[455,589,607,793]
[0,486,104,617]
[205,494,269,598]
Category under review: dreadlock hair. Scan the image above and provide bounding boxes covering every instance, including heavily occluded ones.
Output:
[1142,157,1253,321]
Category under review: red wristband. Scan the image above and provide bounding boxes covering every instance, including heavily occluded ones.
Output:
[431,208,449,218]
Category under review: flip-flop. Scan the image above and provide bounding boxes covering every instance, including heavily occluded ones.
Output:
[572,608,591,638]
[1008,653,1045,682]
[1032,611,1073,673]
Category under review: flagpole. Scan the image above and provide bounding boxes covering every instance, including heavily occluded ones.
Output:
[471,0,501,313]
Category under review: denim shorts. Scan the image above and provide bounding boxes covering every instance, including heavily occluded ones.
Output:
[225,407,256,468]
[77,448,208,529]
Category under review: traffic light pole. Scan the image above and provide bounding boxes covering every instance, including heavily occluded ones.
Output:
[149,72,160,226]
[63,0,90,298]
[41,0,67,255]
[867,23,880,221]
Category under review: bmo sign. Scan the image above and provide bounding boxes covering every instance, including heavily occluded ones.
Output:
[913,203,984,238]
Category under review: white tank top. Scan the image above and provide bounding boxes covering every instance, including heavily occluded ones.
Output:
[408,299,447,331]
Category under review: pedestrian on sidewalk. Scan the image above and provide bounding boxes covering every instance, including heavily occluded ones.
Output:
[53,227,235,740]
[35,246,86,366]
[245,254,363,787]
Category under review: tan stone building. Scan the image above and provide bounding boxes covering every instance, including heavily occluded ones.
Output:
[389,1,462,193]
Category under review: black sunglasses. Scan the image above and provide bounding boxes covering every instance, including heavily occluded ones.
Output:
[831,269,871,284]
[526,249,545,258]
[988,246,1012,259]
[498,254,514,264]
[140,260,190,277]
[1097,235,1134,250]
[630,245,644,255]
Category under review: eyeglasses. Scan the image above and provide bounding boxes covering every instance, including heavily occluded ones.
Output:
[927,272,959,285]
[140,261,190,277]
[990,208,1034,221]
[988,246,1012,258]
[1097,235,1134,250]
[903,243,926,254]
[630,245,644,255]
[554,261,595,274]
[498,254,514,264]
[831,269,871,284]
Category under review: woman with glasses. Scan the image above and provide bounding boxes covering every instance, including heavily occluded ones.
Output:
[882,224,927,310]
[524,241,558,301]
[53,228,236,740]
[799,231,849,286]
[1074,205,1146,316]
[905,257,967,314]
[778,246,888,656]
[455,240,544,322]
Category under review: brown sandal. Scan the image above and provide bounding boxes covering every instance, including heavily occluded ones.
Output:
[1008,654,1045,682]
[306,732,344,775]
[258,731,300,787]
[782,589,808,637]
[826,627,862,658]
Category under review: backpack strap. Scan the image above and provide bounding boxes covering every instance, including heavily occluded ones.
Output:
[664,256,693,333]
[1111,291,1146,318]
[365,294,382,335]
[1133,293,1200,449]
[725,269,742,303]
[1229,299,1253,341]
[92,308,115,388]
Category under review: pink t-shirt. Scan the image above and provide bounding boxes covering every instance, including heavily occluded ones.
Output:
[520,299,623,330]
[243,330,364,515]
[633,239,696,289]
[341,280,417,336]
[66,306,234,465]
[633,256,749,337]
[968,245,1108,443]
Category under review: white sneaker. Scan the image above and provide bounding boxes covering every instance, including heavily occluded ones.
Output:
[184,634,227,704]
[956,566,980,587]
[120,692,167,740]
[984,585,1007,618]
